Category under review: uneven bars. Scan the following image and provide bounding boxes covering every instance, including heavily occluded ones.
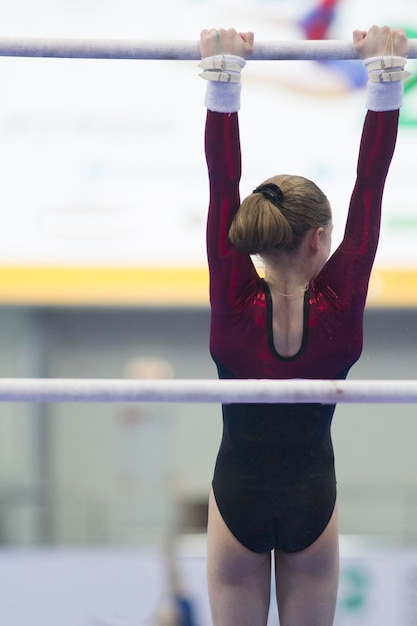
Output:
[0,378,417,403]
[0,38,416,60]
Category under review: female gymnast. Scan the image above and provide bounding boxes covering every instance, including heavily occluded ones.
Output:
[199,24,409,626]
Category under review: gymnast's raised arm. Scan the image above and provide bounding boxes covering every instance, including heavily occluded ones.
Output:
[323,26,409,309]
[200,29,255,313]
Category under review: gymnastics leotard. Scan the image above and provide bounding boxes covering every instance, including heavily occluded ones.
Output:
[205,108,399,553]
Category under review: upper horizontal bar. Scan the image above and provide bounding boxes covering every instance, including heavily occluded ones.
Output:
[0,38,416,61]
[0,378,417,404]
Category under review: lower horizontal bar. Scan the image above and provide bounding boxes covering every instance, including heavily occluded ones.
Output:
[0,379,416,404]
[0,38,416,61]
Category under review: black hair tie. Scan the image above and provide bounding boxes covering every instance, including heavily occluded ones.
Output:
[253,183,283,207]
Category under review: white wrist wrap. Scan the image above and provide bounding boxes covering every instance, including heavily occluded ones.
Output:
[199,56,244,74]
[366,82,404,112]
[200,55,246,113]
[364,56,408,73]
[364,56,409,111]
[204,82,242,113]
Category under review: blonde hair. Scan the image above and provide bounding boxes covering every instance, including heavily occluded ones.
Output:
[229,174,331,255]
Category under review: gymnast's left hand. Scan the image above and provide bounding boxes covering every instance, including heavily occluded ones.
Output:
[200,28,254,59]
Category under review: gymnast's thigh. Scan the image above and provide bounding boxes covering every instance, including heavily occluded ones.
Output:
[207,488,271,579]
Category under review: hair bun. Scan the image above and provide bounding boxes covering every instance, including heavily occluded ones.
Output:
[253,183,283,207]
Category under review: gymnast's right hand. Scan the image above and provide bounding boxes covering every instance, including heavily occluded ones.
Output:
[353,24,408,59]
[200,28,254,59]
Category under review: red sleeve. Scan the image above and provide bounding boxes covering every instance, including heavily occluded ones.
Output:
[205,110,259,314]
[318,109,399,307]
